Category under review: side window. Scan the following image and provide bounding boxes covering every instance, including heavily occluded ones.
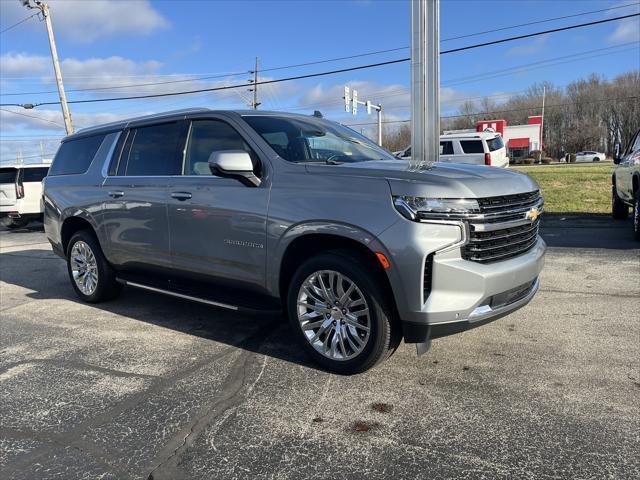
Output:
[122,122,187,176]
[22,167,49,182]
[439,141,453,155]
[185,119,259,176]
[632,132,640,153]
[48,134,106,176]
[402,147,411,158]
[460,140,484,154]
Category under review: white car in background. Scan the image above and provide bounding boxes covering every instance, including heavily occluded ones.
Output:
[395,131,509,168]
[0,163,50,229]
[575,151,606,162]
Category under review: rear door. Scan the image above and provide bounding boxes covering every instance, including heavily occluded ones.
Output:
[101,121,188,273]
[167,117,269,290]
[0,167,18,207]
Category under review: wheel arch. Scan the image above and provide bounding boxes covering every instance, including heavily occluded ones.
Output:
[276,231,399,323]
[60,215,97,255]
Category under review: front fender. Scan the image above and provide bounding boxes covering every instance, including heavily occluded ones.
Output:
[265,220,397,297]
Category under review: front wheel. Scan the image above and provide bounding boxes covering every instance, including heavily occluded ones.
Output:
[66,230,122,303]
[612,185,629,220]
[287,251,400,374]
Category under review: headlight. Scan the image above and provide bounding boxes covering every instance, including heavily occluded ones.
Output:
[393,196,480,221]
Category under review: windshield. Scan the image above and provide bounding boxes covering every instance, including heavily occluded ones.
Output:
[242,115,395,163]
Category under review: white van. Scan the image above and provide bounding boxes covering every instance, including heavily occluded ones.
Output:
[396,131,509,168]
[0,163,50,229]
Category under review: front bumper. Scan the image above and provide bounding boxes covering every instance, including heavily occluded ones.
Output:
[378,218,546,345]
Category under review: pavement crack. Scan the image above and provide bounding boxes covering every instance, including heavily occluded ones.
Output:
[147,322,274,480]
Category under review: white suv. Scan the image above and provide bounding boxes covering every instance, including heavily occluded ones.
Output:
[395,131,509,168]
[0,163,49,229]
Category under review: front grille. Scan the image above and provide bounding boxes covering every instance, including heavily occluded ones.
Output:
[462,190,543,263]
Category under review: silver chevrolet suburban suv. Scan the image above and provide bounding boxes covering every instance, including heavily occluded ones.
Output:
[43,109,546,374]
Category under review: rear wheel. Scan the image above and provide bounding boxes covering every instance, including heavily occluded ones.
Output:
[1,217,29,229]
[612,185,629,220]
[287,250,400,374]
[66,230,122,303]
[593,156,600,162]
[633,190,640,242]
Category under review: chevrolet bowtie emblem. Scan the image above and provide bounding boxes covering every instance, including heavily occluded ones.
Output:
[525,207,540,222]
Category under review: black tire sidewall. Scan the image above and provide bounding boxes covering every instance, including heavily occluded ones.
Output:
[286,252,393,374]
[66,230,119,303]
[612,185,629,220]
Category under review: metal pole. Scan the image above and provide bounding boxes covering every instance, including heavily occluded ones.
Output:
[540,85,546,152]
[410,0,439,170]
[377,105,382,146]
[41,3,73,135]
[253,56,259,110]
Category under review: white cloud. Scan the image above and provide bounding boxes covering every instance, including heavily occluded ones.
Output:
[505,36,548,57]
[0,53,49,77]
[608,19,640,43]
[0,0,168,43]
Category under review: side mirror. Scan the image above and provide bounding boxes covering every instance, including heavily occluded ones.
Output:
[208,150,261,187]
[613,143,622,165]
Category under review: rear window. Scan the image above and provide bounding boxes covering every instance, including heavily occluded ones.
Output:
[48,134,106,176]
[23,167,49,182]
[486,136,504,152]
[440,141,453,155]
[0,168,18,184]
[460,140,484,154]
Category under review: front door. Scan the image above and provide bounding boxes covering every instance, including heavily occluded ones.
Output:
[167,118,269,290]
[101,121,188,274]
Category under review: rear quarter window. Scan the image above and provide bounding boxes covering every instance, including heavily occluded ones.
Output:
[486,136,504,152]
[460,140,484,154]
[0,168,18,184]
[48,134,106,176]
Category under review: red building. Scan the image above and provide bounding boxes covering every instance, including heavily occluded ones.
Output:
[476,116,542,160]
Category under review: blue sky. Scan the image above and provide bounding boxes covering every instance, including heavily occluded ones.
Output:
[1,0,639,162]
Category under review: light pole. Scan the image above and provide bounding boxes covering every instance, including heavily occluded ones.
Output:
[410,0,439,170]
[21,0,73,135]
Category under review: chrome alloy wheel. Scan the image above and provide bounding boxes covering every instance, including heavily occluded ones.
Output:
[297,270,371,361]
[70,241,98,296]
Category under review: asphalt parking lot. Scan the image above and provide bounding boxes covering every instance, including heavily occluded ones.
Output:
[1,216,638,480]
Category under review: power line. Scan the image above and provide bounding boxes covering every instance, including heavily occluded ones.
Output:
[0,12,39,34]
[442,2,639,42]
[0,152,56,162]
[343,95,640,126]
[2,6,638,97]
[0,108,66,128]
[1,13,637,109]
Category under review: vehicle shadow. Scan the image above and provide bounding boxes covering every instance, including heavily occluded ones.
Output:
[0,247,320,371]
[540,213,638,250]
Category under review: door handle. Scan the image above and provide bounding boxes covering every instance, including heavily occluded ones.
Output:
[108,190,124,198]
[171,191,192,201]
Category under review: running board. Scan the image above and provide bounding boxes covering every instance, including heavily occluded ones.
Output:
[118,279,239,311]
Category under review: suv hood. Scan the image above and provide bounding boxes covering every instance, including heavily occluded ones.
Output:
[305,160,539,198]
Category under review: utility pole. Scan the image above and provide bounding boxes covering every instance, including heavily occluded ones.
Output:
[410,0,439,170]
[540,85,546,152]
[248,57,261,110]
[22,1,73,135]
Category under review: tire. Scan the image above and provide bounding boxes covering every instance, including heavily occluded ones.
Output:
[612,185,629,220]
[1,217,29,229]
[633,190,640,242]
[66,230,122,303]
[286,250,400,374]
[593,157,600,162]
